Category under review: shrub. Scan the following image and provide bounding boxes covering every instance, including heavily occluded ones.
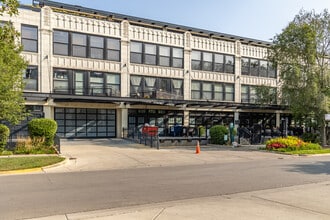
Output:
[15,136,57,154]
[301,132,319,143]
[0,124,10,152]
[266,136,322,151]
[28,118,57,146]
[209,125,228,145]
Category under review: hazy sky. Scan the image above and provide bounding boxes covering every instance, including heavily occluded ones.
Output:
[19,0,330,42]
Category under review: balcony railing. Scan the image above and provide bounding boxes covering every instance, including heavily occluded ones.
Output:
[130,89,183,100]
[52,86,120,97]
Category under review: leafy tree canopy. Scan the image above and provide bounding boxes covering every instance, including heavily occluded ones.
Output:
[269,9,330,125]
[0,0,27,124]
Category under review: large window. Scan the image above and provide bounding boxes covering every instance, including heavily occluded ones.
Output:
[53,30,69,55]
[53,30,120,61]
[241,57,277,78]
[72,33,87,57]
[21,25,38,52]
[241,85,277,104]
[90,36,104,59]
[191,50,234,73]
[23,66,38,91]
[53,68,120,96]
[191,81,234,101]
[130,75,183,100]
[130,41,183,68]
[130,42,142,63]
[159,46,170,66]
[106,38,120,61]
[53,69,70,93]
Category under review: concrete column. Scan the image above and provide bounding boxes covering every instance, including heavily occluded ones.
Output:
[39,7,52,93]
[120,21,130,97]
[276,111,281,128]
[234,41,241,103]
[43,105,54,119]
[116,106,128,138]
[183,32,192,100]
[183,110,190,127]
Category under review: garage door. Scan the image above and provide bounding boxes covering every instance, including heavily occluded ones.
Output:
[55,108,116,138]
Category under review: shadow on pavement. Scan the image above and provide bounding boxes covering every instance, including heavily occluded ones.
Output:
[287,161,330,175]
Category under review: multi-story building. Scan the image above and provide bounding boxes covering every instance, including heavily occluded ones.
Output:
[2,0,289,139]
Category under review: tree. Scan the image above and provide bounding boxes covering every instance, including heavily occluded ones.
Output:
[0,0,27,125]
[268,9,330,146]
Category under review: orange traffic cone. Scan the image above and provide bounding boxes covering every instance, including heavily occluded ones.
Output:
[195,141,201,154]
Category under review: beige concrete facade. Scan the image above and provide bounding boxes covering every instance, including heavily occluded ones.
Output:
[1,2,288,138]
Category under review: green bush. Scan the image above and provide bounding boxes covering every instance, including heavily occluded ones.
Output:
[0,124,10,151]
[301,132,319,143]
[266,136,322,151]
[28,118,57,146]
[209,125,228,145]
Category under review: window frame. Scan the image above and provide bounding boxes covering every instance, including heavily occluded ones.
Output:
[21,24,38,52]
[53,29,121,61]
[191,81,234,101]
[191,50,235,74]
[23,66,38,91]
[130,41,184,68]
[53,30,69,56]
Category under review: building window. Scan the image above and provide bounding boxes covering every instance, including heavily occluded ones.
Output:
[53,30,121,61]
[21,25,38,52]
[191,81,234,101]
[106,73,120,96]
[191,51,202,70]
[144,44,157,65]
[89,36,104,59]
[106,38,120,61]
[202,52,213,71]
[89,72,104,95]
[72,33,87,57]
[241,58,250,75]
[53,30,69,56]
[172,47,183,68]
[250,59,259,76]
[53,69,120,97]
[202,82,212,99]
[23,66,38,91]
[214,83,223,101]
[191,50,235,73]
[224,55,235,73]
[130,75,183,99]
[241,57,277,78]
[130,42,143,63]
[224,84,234,101]
[214,54,224,72]
[53,69,70,94]
[159,46,170,67]
[130,41,183,68]
[241,85,277,104]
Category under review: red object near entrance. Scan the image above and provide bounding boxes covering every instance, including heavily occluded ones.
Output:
[142,126,158,137]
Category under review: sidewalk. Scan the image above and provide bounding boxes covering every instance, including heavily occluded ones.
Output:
[27,181,330,220]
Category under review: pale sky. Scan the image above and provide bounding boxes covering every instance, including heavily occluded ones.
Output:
[19,0,330,42]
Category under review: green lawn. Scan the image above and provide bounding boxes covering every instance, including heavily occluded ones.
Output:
[0,156,65,171]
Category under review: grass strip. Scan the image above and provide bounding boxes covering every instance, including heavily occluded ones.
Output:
[0,156,65,171]
[274,149,330,155]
